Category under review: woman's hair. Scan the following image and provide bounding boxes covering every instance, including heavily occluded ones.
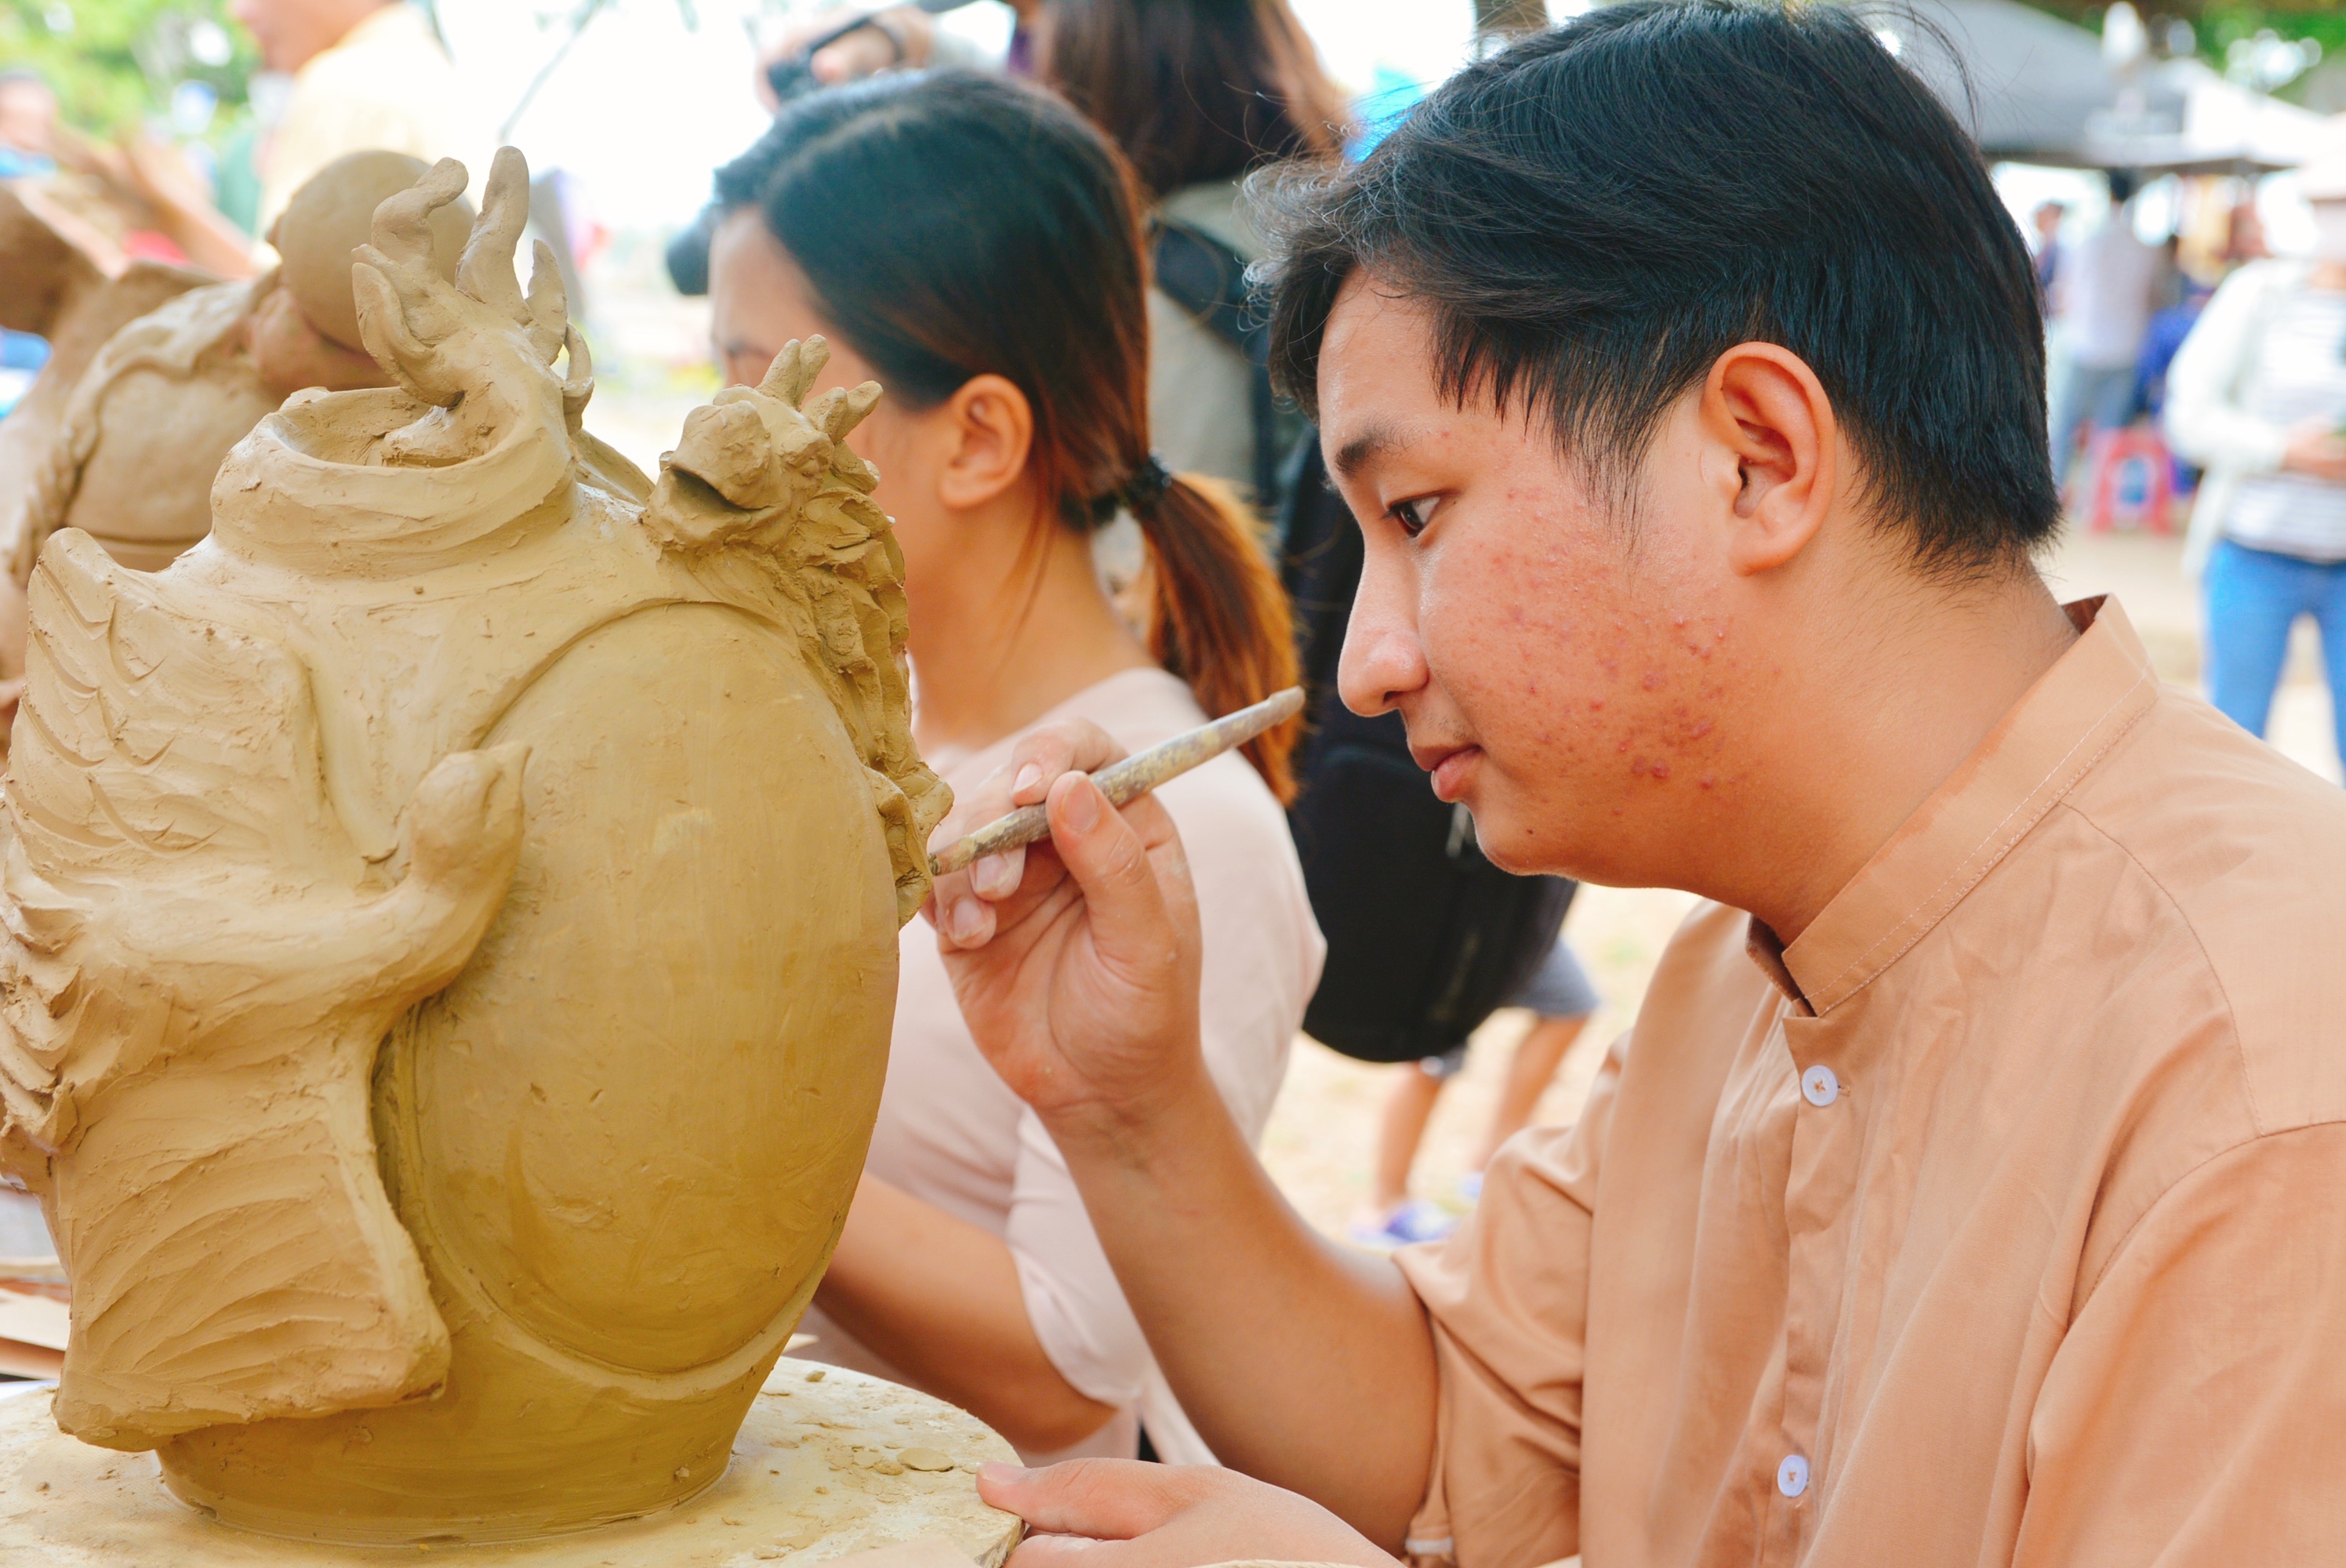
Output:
[714,72,1298,796]
[1040,0,1352,199]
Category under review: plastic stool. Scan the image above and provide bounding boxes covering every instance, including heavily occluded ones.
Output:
[2083,425,2174,535]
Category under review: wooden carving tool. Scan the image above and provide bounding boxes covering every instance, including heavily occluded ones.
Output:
[928,686,1304,877]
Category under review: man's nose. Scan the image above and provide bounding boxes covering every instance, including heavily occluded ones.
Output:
[1335,556,1428,720]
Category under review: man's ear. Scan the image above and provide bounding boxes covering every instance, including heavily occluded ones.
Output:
[1701,343,1839,575]
[935,373,1035,511]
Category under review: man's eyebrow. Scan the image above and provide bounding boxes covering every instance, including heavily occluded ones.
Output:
[1331,423,1403,482]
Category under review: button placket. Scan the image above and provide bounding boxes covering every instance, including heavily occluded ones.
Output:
[1774,1014,1858,1553]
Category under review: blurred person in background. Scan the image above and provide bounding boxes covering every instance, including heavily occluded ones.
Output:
[2047,169,2163,488]
[704,71,1320,1466]
[0,69,253,276]
[753,0,1044,105]
[2165,149,2346,775]
[231,0,483,233]
[0,69,58,180]
[2225,196,2270,267]
[1041,0,1351,504]
[2030,198,2064,311]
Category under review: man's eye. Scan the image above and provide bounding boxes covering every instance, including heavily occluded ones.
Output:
[1390,497,1433,537]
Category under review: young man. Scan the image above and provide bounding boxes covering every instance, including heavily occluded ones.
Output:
[924,4,2346,1564]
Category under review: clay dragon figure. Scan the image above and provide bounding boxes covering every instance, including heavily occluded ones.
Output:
[0,147,949,1544]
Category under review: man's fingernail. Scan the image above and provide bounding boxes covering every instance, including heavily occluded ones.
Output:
[948,898,985,942]
[1062,778,1101,833]
[977,1461,1029,1484]
[1014,762,1043,795]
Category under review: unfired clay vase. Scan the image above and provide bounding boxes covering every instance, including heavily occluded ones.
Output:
[0,148,950,1544]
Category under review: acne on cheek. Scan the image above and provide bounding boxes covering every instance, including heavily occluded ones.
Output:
[1614,614,1738,788]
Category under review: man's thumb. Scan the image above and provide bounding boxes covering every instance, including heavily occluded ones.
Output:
[977,1458,1192,1538]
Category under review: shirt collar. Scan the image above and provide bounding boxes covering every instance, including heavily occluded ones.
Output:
[1760,596,2159,1017]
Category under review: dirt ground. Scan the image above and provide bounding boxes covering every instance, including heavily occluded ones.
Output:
[576,248,2343,1241]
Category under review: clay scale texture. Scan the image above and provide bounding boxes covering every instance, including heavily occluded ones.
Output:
[0,1363,1022,1564]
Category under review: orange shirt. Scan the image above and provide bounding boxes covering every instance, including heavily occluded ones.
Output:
[1396,597,2346,1568]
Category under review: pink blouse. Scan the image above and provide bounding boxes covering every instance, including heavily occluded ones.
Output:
[800,668,1324,1465]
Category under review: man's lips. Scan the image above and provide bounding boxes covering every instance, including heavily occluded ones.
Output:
[1413,742,1482,803]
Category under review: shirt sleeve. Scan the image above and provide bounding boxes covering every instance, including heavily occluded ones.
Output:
[1391,1040,1622,1568]
[2014,1123,2346,1566]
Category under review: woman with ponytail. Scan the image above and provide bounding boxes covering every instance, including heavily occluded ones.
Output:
[706,72,1320,1465]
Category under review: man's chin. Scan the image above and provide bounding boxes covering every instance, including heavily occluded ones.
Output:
[1465,804,1571,877]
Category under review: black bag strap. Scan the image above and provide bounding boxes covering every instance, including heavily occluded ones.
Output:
[1149,216,1283,510]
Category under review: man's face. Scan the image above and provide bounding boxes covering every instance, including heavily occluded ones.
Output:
[1319,275,1764,885]
[231,0,376,74]
[0,79,56,154]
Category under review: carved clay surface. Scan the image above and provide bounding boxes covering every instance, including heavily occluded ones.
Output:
[0,1363,1021,1564]
[9,152,470,583]
[0,149,948,1543]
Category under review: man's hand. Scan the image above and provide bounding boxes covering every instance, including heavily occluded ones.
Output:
[926,719,1208,1136]
[2282,419,2346,484]
[928,720,1441,1551]
[979,1461,1400,1568]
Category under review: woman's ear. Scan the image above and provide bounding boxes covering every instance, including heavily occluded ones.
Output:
[1701,343,1839,576]
[935,373,1036,510]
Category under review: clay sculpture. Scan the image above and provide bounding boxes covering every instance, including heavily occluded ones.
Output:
[6,151,474,583]
[0,147,949,1544]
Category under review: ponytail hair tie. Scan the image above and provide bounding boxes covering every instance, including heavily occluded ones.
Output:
[1119,454,1174,514]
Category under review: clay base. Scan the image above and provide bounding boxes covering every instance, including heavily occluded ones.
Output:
[0,1362,1021,1565]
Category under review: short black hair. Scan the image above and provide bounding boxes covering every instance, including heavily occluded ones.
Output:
[1263,0,2058,570]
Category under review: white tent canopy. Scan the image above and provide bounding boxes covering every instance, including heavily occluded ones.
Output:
[1890,0,2330,171]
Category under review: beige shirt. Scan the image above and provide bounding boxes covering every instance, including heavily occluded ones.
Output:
[259,3,484,234]
[1397,597,2346,1568]
[803,668,1324,1467]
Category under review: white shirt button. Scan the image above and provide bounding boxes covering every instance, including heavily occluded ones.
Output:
[1800,1064,1839,1108]
[1778,1452,1810,1498]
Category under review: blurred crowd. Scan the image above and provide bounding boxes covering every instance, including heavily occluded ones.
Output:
[2037,151,2346,771]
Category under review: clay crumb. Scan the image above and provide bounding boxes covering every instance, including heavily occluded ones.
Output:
[815,1485,830,1495]
[722,1515,743,1526]
[805,1369,828,1382]
[871,1460,906,1475]
[673,1466,691,1481]
[899,1448,955,1472]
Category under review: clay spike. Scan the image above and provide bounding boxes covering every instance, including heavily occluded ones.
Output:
[928,687,1304,877]
[456,147,532,325]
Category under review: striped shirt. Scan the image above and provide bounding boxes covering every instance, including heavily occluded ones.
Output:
[2224,286,2346,561]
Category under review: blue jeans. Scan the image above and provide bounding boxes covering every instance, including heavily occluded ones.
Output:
[2203,538,2346,767]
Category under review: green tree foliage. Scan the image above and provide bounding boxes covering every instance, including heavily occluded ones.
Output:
[2031,0,2346,91]
[0,0,258,135]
